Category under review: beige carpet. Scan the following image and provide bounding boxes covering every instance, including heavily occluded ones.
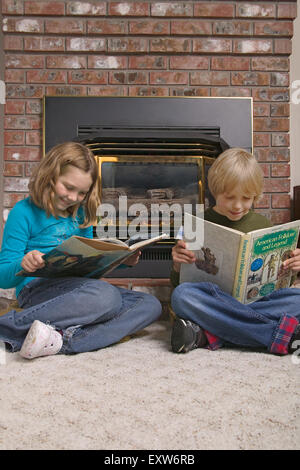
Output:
[0,320,299,450]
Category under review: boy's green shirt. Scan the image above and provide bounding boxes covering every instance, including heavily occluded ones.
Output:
[170,208,272,288]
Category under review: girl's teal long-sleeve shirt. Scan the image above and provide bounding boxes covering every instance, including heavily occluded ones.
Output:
[0,198,92,297]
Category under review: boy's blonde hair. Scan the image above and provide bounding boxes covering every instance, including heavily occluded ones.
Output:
[208,148,263,203]
[29,141,100,226]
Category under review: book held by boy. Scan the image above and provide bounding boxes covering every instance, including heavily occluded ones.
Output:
[17,233,168,279]
[180,213,300,304]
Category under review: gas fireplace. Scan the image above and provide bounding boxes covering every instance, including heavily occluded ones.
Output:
[44,96,252,278]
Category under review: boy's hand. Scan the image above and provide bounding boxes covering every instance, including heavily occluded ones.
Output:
[172,240,196,272]
[124,250,141,266]
[21,250,45,272]
[282,248,300,273]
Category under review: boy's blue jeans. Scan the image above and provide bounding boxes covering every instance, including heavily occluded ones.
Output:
[171,282,300,354]
[0,277,162,354]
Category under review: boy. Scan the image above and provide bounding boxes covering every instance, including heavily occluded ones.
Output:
[170,148,300,356]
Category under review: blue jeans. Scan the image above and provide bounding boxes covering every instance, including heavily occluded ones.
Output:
[171,282,300,353]
[0,277,162,354]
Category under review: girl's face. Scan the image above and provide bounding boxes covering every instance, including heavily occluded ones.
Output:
[214,186,255,221]
[54,165,93,216]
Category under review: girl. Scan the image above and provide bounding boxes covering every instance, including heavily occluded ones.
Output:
[170,148,300,356]
[0,142,161,359]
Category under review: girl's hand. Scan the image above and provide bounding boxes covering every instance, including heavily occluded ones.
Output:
[172,240,196,272]
[124,250,141,267]
[21,250,45,273]
[282,248,300,273]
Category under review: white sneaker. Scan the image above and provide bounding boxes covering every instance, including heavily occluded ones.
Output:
[20,320,63,359]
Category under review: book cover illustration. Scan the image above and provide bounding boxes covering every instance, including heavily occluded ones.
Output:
[180,213,300,304]
[17,233,167,279]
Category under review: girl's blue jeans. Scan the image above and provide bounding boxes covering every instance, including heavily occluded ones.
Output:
[0,277,162,354]
[171,282,300,354]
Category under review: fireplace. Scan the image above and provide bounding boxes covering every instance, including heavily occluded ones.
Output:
[44,96,252,278]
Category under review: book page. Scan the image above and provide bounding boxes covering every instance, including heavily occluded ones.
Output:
[180,214,243,295]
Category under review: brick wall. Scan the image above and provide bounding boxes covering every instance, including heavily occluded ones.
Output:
[1,0,298,225]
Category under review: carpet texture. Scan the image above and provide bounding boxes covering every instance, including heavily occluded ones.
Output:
[0,320,299,450]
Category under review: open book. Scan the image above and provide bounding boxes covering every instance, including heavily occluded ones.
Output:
[180,213,300,304]
[17,233,168,279]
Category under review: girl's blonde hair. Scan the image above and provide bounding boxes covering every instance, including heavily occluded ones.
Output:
[208,148,263,203]
[29,141,100,227]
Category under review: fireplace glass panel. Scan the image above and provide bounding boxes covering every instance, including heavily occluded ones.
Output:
[97,156,214,237]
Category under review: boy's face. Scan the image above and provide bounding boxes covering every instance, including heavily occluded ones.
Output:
[214,186,255,221]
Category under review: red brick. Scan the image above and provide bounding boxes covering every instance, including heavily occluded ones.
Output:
[3,36,23,51]
[270,103,290,117]
[274,39,292,55]
[171,20,211,35]
[25,101,42,115]
[236,4,276,18]
[4,162,24,177]
[271,163,290,177]
[194,3,234,18]
[45,19,85,35]
[46,55,87,69]
[3,17,44,33]
[2,0,24,14]
[24,37,65,52]
[68,70,107,85]
[264,178,290,192]
[109,2,149,16]
[253,133,271,147]
[5,115,41,130]
[150,38,190,53]
[87,85,126,96]
[254,21,293,37]
[213,20,252,36]
[4,147,42,161]
[252,57,289,71]
[88,19,127,35]
[233,39,272,54]
[27,70,67,84]
[211,87,250,97]
[3,193,26,208]
[88,55,127,69]
[271,194,290,208]
[5,84,43,99]
[4,177,30,192]
[272,133,290,147]
[255,148,290,162]
[25,131,42,146]
[66,38,106,52]
[253,117,289,132]
[129,56,167,69]
[66,1,106,16]
[231,71,269,86]
[193,38,232,54]
[150,71,188,85]
[109,71,147,85]
[267,210,291,225]
[25,1,65,15]
[45,86,87,96]
[128,86,168,97]
[25,162,39,177]
[5,55,44,68]
[211,57,250,71]
[109,38,148,53]
[171,88,210,97]
[253,103,270,117]
[5,69,25,83]
[252,88,289,102]
[191,71,229,86]
[5,100,25,114]
[151,3,193,17]
[259,163,270,177]
[254,193,270,209]
[270,72,289,87]
[130,20,169,35]
[170,56,209,70]
[277,4,297,19]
